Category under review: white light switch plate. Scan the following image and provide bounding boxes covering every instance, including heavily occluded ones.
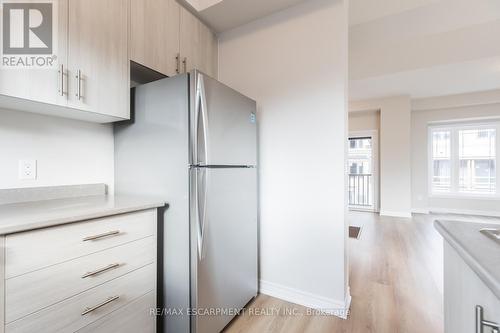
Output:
[18,159,37,180]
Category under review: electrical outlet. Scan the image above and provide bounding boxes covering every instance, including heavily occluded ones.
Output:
[18,159,37,180]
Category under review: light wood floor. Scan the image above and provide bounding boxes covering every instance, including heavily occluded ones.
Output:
[225,212,500,333]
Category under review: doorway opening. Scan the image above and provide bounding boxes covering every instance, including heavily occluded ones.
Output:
[348,131,379,212]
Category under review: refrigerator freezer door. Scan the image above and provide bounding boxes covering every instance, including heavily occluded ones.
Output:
[190,167,258,333]
[191,71,257,167]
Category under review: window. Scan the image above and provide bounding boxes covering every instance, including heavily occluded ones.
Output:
[458,128,496,194]
[429,123,499,197]
[348,137,372,175]
[431,130,451,192]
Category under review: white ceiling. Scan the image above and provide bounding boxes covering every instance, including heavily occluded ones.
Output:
[180,0,307,33]
[349,0,500,101]
[349,0,440,26]
[350,56,500,100]
[182,0,500,101]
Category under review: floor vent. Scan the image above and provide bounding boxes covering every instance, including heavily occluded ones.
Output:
[349,226,362,239]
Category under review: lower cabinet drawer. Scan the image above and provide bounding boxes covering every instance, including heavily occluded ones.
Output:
[6,209,156,278]
[77,291,156,333]
[5,264,155,333]
[6,236,155,323]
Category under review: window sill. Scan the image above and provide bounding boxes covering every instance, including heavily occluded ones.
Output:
[429,193,500,201]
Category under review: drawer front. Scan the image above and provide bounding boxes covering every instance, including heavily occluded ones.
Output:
[77,291,155,333]
[5,209,156,278]
[6,236,155,323]
[5,264,155,333]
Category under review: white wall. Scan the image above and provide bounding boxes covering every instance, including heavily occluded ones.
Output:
[349,110,380,132]
[219,0,350,313]
[350,96,412,217]
[380,97,412,217]
[0,109,114,191]
[411,91,500,215]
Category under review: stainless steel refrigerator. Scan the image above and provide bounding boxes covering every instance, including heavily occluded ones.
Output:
[114,70,258,333]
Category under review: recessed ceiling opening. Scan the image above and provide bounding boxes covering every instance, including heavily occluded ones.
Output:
[184,0,223,11]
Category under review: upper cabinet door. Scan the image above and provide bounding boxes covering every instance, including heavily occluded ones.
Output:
[180,7,218,78]
[179,6,200,74]
[67,0,129,119]
[130,0,180,76]
[0,0,68,106]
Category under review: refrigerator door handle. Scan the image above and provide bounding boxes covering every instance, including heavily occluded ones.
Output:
[201,168,209,259]
[196,73,210,166]
[197,167,209,260]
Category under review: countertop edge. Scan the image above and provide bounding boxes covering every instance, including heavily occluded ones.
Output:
[0,201,166,236]
[434,220,500,300]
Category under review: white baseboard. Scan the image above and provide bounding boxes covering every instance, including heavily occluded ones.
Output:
[344,287,352,318]
[411,208,430,214]
[428,207,500,217]
[379,210,412,218]
[259,280,351,319]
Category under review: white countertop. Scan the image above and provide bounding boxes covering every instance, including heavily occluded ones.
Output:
[435,219,500,299]
[0,195,166,235]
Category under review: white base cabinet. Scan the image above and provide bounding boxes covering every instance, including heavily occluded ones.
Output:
[443,242,500,333]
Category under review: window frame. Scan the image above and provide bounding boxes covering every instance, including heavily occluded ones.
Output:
[428,121,500,199]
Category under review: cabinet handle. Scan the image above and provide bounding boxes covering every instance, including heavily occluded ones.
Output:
[81,263,120,278]
[81,295,119,316]
[83,230,120,241]
[75,69,82,100]
[176,53,180,74]
[58,64,65,96]
[476,305,500,333]
[183,57,187,73]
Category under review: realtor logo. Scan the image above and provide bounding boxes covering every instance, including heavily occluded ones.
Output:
[1,0,57,68]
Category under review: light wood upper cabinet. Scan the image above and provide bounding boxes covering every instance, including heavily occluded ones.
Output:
[67,0,129,119]
[130,0,180,76]
[0,0,68,106]
[180,6,218,78]
[179,7,200,74]
[0,0,219,123]
[0,0,130,122]
[130,0,218,79]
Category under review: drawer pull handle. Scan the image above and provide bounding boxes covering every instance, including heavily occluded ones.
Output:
[83,230,120,241]
[81,295,120,316]
[81,263,120,279]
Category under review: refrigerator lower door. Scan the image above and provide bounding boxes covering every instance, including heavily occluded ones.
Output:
[190,167,258,333]
[190,70,257,167]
